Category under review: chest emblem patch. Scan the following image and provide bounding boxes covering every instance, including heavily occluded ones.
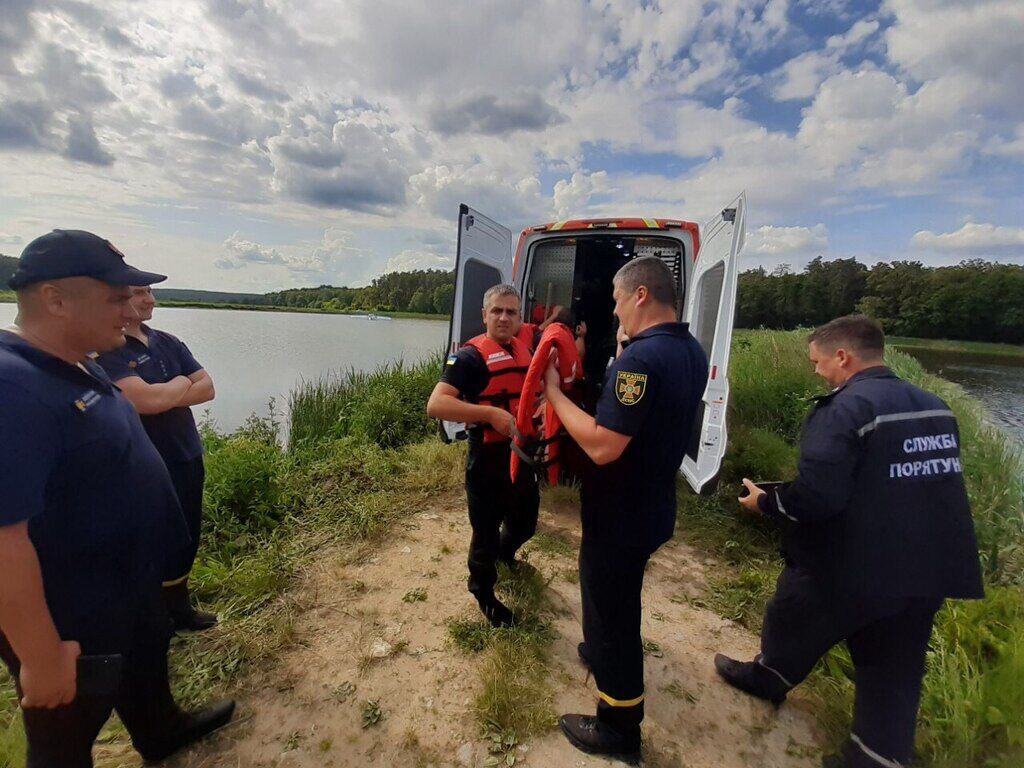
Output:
[615,371,647,405]
[74,390,102,413]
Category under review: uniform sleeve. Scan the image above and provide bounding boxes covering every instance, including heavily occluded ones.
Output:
[0,382,61,526]
[439,348,487,399]
[172,336,203,377]
[94,349,137,381]
[594,348,657,436]
[761,398,863,525]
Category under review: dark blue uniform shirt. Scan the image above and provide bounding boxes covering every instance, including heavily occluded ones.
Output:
[583,322,708,550]
[95,325,204,463]
[0,331,189,651]
[760,366,984,600]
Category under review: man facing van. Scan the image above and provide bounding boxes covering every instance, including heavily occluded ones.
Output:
[95,286,217,631]
[542,257,708,762]
[427,284,540,627]
[715,315,983,768]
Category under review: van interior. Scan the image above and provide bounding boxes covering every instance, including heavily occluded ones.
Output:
[521,235,686,409]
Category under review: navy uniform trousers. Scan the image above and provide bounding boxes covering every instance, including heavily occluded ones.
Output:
[0,583,182,768]
[579,535,654,735]
[759,564,941,767]
[163,457,205,582]
[465,441,539,601]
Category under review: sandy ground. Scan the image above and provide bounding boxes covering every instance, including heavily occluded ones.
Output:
[170,491,823,768]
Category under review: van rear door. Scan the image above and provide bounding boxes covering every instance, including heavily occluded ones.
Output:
[680,193,746,493]
[441,204,513,442]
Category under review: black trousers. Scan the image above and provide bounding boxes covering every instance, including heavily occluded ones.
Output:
[163,456,205,583]
[760,564,941,767]
[465,442,539,601]
[579,535,654,736]
[0,585,184,768]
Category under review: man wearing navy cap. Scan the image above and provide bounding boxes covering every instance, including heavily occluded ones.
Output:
[542,256,708,763]
[96,285,218,632]
[0,230,234,767]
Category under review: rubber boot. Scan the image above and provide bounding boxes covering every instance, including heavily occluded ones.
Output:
[138,699,236,764]
[477,595,516,628]
[714,653,789,705]
[163,580,217,632]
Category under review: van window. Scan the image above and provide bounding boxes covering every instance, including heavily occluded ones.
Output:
[459,260,503,344]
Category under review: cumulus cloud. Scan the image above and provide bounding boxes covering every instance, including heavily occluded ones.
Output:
[911,222,1024,253]
[428,92,565,137]
[63,113,114,165]
[385,249,453,273]
[553,171,609,219]
[217,233,287,269]
[0,232,22,246]
[747,224,828,256]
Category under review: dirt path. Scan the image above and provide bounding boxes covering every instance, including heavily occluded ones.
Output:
[173,492,822,768]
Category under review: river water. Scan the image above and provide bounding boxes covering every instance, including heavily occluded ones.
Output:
[896,347,1024,450]
[0,304,447,432]
[2,303,1021,449]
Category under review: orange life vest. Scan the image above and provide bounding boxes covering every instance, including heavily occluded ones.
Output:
[464,334,532,444]
[515,323,539,353]
[510,323,582,484]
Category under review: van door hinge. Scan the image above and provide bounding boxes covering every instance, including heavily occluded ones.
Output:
[722,208,736,223]
[466,215,475,229]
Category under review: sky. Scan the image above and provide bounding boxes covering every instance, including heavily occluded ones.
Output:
[1,0,1022,291]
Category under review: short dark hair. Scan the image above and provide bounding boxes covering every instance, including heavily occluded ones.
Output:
[614,256,676,307]
[808,314,885,358]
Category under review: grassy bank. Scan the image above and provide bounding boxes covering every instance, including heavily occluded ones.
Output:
[680,329,1024,767]
[889,336,1024,360]
[1,331,1021,767]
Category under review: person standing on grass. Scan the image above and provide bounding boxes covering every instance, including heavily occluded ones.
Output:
[541,256,707,763]
[426,284,539,628]
[0,230,234,768]
[95,285,217,632]
[715,314,984,768]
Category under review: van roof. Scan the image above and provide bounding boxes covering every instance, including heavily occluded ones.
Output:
[524,217,698,234]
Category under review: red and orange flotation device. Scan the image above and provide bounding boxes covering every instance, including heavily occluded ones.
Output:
[510,322,582,485]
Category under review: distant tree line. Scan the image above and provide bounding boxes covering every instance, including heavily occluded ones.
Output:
[0,254,17,287]
[263,269,455,315]
[737,258,1024,344]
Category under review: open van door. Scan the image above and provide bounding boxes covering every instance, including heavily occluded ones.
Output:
[680,193,746,493]
[440,204,513,442]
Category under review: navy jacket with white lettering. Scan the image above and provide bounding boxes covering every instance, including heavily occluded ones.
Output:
[759,366,984,600]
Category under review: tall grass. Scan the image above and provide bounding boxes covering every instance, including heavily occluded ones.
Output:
[681,329,1024,767]
[287,355,442,450]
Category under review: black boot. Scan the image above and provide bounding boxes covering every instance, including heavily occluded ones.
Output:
[478,596,516,628]
[559,714,640,764]
[577,641,592,670]
[164,580,217,632]
[137,699,236,764]
[713,653,789,705]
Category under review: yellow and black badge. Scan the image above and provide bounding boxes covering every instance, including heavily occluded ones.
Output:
[615,370,648,406]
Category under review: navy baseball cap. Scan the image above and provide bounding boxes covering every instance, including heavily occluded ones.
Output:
[8,230,167,290]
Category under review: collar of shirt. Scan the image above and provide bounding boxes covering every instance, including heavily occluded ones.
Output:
[0,329,115,393]
[813,365,894,402]
[627,321,691,343]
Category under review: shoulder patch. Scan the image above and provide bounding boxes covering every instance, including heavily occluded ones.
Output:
[446,354,458,365]
[615,370,648,405]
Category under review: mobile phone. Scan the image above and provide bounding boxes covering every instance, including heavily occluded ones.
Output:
[739,481,783,498]
[77,654,123,698]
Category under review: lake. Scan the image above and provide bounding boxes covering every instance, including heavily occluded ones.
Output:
[0,303,447,432]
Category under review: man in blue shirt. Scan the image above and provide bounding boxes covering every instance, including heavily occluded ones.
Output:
[542,256,708,763]
[96,286,217,631]
[716,315,983,768]
[0,230,234,768]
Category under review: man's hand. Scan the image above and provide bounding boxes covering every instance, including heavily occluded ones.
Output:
[20,640,80,709]
[488,407,515,438]
[542,350,560,395]
[738,478,765,514]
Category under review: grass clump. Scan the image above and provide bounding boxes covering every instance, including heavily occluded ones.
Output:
[287,355,442,450]
[681,330,1024,767]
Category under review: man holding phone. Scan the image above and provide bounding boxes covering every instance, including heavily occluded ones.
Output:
[715,315,983,768]
[0,231,234,768]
